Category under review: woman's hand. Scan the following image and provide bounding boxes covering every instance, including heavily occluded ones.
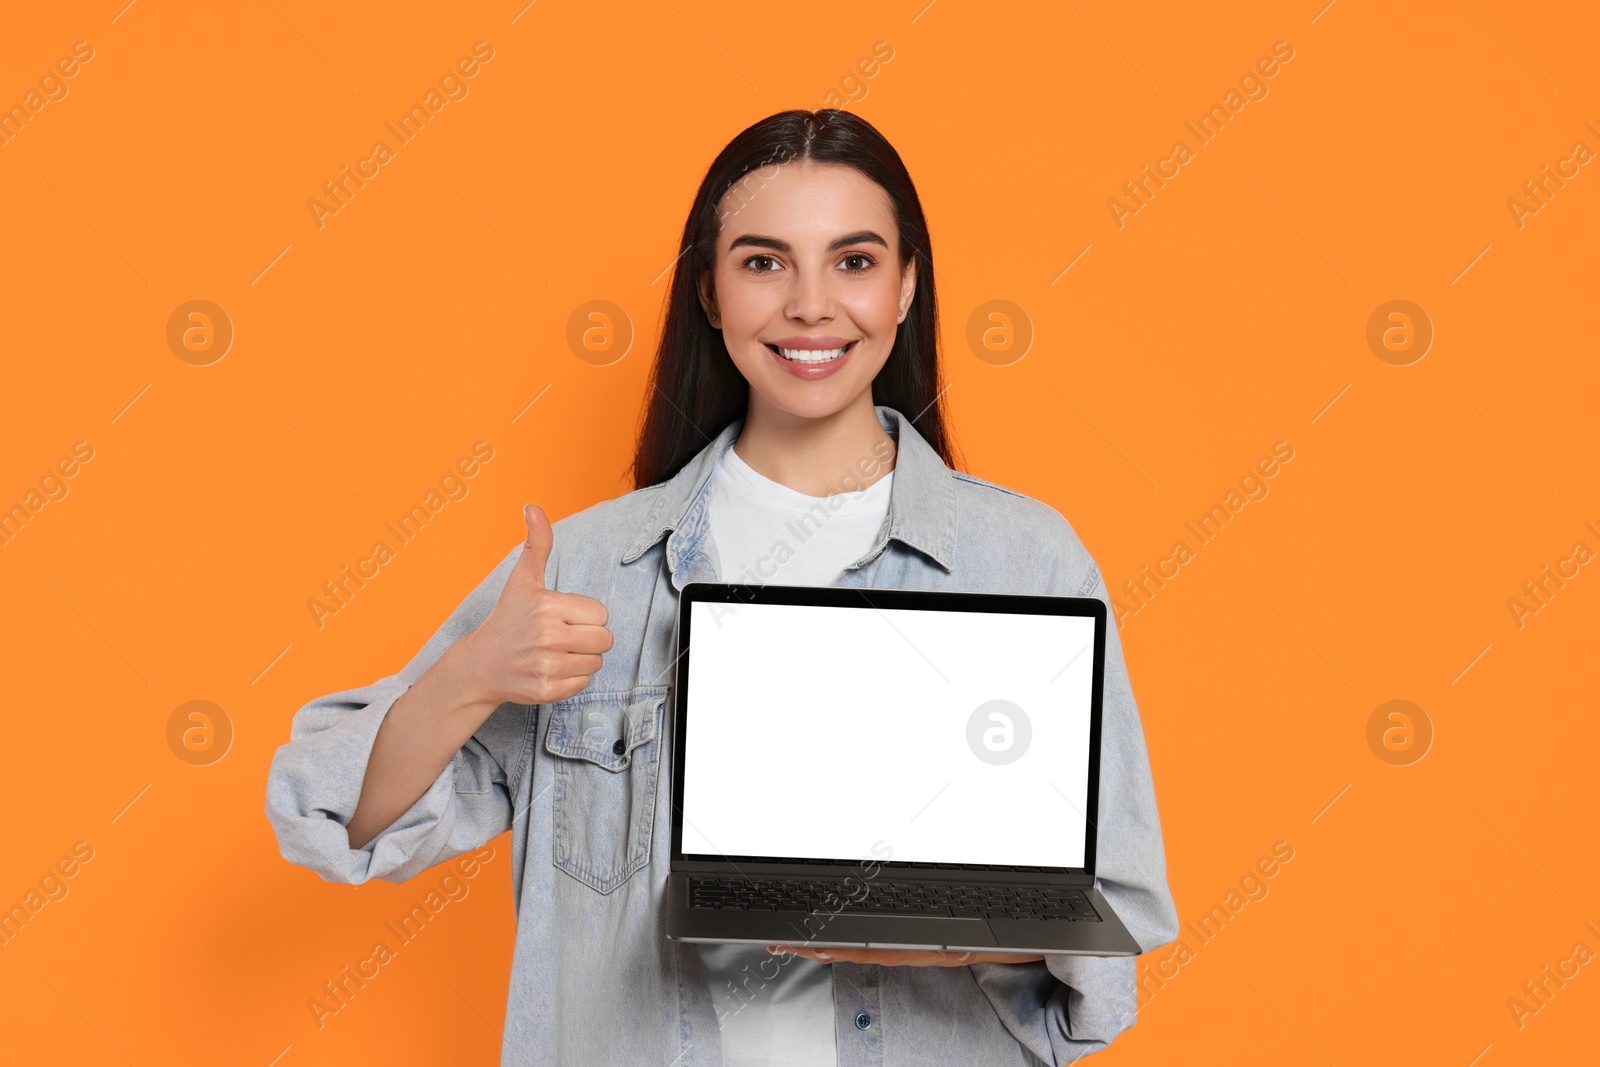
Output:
[768,946,1044,967]
[346,505,610,849]
[460,504,614,707]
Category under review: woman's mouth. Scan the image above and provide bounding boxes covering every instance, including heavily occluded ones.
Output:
[766,340,858,364]
[764,339,858,381]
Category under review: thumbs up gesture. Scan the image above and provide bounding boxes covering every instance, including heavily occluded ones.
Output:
[462,504,613,706]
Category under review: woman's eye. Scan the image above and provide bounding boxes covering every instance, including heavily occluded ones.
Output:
[741,253,874,274]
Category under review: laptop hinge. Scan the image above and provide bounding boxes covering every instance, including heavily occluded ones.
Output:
[674,860,1094,887]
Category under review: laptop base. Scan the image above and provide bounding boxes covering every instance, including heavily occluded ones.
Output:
[664,876,1142,957]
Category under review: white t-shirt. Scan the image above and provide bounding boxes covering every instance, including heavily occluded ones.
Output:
[698,440,894,1067]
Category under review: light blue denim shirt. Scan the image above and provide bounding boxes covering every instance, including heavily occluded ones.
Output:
[265,404,1180,1067]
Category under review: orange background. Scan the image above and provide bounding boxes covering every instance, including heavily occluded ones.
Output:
[2,2,1596,1064]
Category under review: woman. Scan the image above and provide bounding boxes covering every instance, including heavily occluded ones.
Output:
[266,109,1178,1067]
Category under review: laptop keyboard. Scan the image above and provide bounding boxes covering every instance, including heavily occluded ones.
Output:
[688,878,1102,921]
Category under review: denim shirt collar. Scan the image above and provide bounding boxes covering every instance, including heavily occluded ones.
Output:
[619,404,957,581]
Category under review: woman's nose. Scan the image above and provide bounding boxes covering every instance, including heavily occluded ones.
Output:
[784,268,834,322]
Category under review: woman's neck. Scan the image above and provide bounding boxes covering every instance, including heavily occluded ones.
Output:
[731,392,896,497]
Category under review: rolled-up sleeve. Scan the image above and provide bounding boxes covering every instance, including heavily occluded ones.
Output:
[264,541,534,885]
[973,520,1180,1064]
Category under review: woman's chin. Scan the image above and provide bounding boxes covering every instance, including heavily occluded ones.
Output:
[749,379,875,421]
[739,355,888,418]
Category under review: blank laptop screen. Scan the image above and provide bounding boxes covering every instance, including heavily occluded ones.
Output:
[680,599,1096,869]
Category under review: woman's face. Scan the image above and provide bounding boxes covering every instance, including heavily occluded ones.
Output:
[698,161,917,421]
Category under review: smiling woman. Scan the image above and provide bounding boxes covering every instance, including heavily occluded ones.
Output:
[267,108,1178,1067]
[634,109,952,498]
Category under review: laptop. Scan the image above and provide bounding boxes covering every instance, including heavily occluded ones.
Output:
[663,581,1144,957]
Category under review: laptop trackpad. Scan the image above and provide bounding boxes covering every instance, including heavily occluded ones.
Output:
[805,915,998,950]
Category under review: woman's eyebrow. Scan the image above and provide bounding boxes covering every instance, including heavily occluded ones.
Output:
[728,230,888,254]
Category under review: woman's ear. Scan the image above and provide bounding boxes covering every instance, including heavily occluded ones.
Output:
[897,257,917,322]
[696,267,720,326]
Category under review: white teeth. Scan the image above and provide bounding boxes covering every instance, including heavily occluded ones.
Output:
[775,344,851,363]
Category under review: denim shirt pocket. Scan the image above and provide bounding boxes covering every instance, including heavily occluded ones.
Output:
[543,683,668,894]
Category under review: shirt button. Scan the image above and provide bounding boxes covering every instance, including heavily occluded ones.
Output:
[855,1012,872,1030]
[612,739,625,756]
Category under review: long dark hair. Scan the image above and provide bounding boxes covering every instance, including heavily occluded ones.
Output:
[627,108,963,490]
